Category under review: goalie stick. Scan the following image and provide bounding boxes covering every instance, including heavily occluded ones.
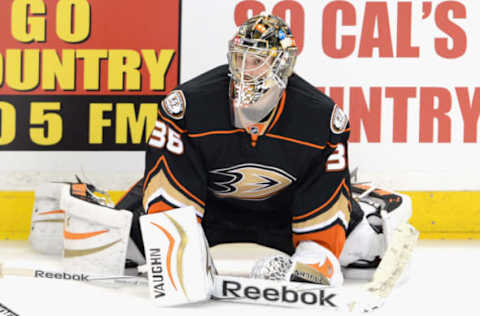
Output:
[211,223,419,312]
[0,223,417,312]
[0,264,149,287]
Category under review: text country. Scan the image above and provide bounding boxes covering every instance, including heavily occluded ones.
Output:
[318,86,480,144]
[0,49,175,93]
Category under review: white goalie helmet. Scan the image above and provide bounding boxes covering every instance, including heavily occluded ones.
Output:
[227,14,298,130]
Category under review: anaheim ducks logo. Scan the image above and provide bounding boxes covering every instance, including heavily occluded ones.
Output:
[209,163,296,200]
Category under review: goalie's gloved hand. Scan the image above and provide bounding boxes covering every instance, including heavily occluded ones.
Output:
[250,254,294,281]
[68,175,114,207]
[290,241,343,286]
[249,241,343,287]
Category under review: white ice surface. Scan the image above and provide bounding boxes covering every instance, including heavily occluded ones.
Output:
[0,240,479,316]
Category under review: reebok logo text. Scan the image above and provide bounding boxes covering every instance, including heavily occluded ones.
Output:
[34,270,89,281]
[222,280,337,307]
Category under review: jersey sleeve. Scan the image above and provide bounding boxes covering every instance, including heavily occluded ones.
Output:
[143,90,207,221]
[291,106,352,258]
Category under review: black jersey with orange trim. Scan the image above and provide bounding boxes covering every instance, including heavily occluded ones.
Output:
[143,64,353,257]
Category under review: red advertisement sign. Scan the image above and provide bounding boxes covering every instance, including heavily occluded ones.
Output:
[0,0,181,150]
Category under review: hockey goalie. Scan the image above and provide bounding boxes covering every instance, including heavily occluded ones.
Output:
[29,13,418,311]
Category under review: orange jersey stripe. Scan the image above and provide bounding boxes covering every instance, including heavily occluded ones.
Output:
[265,133,326,150]
[148,201,174,214]
[293,179,346,221]
[150,222,177,290]
[293,224,346,258]
[144,155,205,207]
[144,159,160,192]
[158,110,187,134]
[160,156,205,207]
[344,181,351,196]
[64,229,109,240]
[188,129,244,138]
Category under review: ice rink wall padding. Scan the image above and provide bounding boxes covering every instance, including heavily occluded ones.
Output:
[2,191,479,240]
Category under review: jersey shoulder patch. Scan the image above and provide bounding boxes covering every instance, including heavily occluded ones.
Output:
[161,90,186,120]
[330,104,348,134]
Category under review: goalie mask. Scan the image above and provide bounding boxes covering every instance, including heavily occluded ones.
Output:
[228,14,297,130]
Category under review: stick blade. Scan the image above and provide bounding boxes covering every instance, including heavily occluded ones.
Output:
[365,223,419,298]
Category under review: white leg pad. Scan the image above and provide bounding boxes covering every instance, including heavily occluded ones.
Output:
[382,192,413,246]
[340,216,386,267]
[341,191,414,280]
[61,186,132,276]
[140,206,214,306]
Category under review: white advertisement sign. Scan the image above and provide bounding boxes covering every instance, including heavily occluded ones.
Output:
[182,0,479,190]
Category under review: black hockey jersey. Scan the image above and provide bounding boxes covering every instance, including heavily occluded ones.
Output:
[143,65,352,257]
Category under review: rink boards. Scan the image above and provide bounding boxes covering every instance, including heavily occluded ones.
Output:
[1,190,479,240]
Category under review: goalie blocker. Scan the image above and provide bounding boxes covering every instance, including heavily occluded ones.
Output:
[29,180,133,277]
[61,185,132,276]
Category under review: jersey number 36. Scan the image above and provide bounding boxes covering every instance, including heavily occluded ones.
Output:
[148,121,184,155]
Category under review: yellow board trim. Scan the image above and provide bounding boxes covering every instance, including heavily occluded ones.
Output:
[1,191,480,240]
[405,191,480,240]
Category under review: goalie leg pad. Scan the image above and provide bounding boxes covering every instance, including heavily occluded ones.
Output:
[29,183,68,255]
[340,215,386,268]
[140,206,215,306]
[341,187,414,280]
[61,186,132,276]
[380,192,412,246]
